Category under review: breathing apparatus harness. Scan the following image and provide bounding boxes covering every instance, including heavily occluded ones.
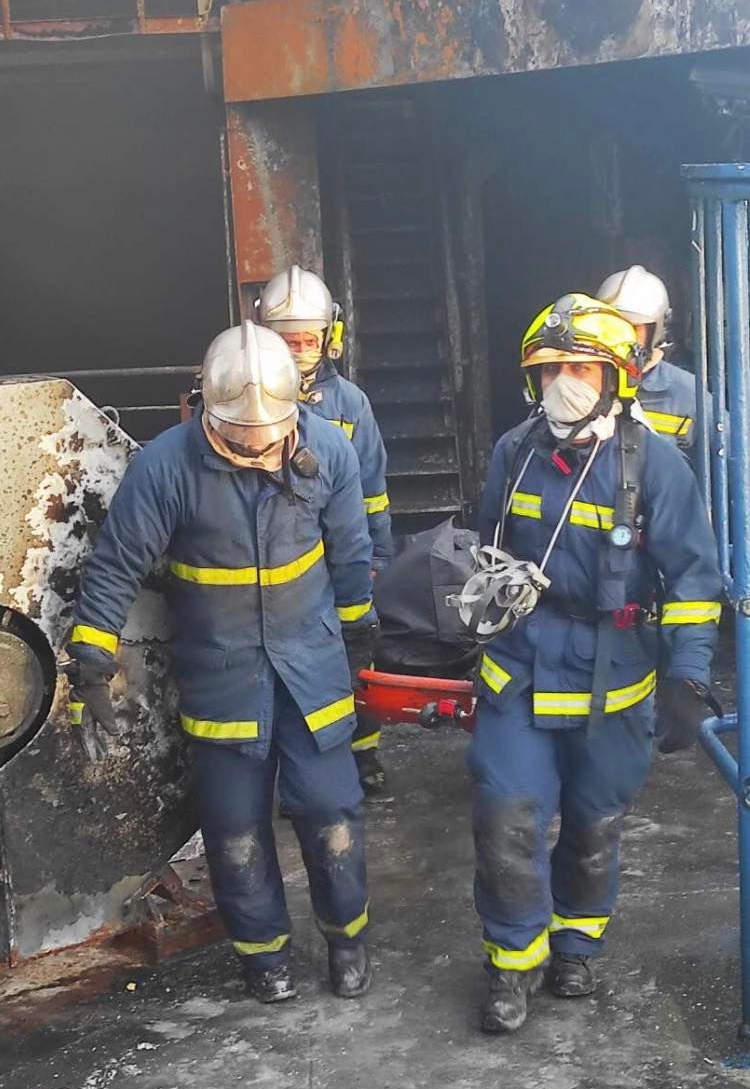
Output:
[449,418,605,642]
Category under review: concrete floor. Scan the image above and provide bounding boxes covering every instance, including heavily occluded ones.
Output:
[1,705,749,1088]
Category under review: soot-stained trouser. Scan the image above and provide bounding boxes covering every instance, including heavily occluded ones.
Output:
[258,266,393,795]
[65,322,379,1004]
[461,292,721,1033]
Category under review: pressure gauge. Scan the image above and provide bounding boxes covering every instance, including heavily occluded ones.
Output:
[608,524,634,549]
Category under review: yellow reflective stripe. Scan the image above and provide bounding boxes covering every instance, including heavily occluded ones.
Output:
[534,670,656,717]
[351,730,381,752]
[479,653,512,695]
[70,624,119,654]
[233,933,290,956]
[550,913,610,940]
[170,560,258,585]
[363,492,390,515]
[180,714,259,741]
[510,491,542,520]
[661,600,721,625]
[326,418,355,440]
[569,501,614,531]
[169,540,324,587]
[259,540,324,586]
[318,903,369,939]
[337,601,372,622]
[305,694,355,733]
[68,701,84,725]
[644,410,692,436]
[483,929,550,971]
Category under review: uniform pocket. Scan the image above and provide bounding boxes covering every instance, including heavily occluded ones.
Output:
[321,609,343,638]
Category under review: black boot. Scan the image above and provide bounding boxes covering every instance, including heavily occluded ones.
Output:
[242,962,298,1004]
[354,749,386,796]
[481,966,544,1033]
[548,953,596,997]
[328,943,372,998]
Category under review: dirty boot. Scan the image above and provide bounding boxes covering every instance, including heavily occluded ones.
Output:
[548,953,596,997]
[354,749,386,796]
[242,963,298,1004]
[480,966,544,1033]
[329,943,372,998]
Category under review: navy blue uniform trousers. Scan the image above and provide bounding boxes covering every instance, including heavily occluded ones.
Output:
[467,691,654,969]
[193,678,367,970]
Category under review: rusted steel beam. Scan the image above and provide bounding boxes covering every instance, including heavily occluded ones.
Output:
[226,100,323,316]
[222,0,750,103]
[0,15,217,42]
[0,0,11,42]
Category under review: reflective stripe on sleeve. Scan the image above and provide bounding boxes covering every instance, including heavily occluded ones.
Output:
[483,929,550,971]
[233,933,290,956]
[363,493,390,515]
[169,540,324,587]
[661,601,721,625]
[550,913,610,940]
[534,670,656,717]
[644,410,692,436]
[351,730,381,752]
[326,419,355,440]
[305,694,356,732]
[337,601,372,622]
[70,624,119,654]
[180,714,259,741]
[317,903,369,939]
[510,491,542,520]
[479,654,512,695]
[68,701,84,725]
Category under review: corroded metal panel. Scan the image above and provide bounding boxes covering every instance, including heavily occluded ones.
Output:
[226,99,323,314]
[0,378,195,963]
[222,0,750,103]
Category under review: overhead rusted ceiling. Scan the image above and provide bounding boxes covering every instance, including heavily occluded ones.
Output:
[222,0,750,103]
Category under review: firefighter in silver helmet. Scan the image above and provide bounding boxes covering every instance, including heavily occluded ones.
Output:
[259,266,394,794]
[597,266,699,450]
[67,321,377,1004]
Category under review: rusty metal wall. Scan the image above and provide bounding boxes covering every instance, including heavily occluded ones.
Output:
[226,99,324,316]
[0,378,195,963]
[0,0,217,40]
[222,0,750,103]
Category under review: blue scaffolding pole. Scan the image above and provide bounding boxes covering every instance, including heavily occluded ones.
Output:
[684,162,750,1039]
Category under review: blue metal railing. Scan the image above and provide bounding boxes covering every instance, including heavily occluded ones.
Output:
[684,162,750,1038]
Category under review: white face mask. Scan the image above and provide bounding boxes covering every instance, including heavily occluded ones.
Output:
[292,347,324,375]
[541,374,602,440]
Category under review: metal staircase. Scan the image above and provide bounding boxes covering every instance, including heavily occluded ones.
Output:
[327,92,465,532]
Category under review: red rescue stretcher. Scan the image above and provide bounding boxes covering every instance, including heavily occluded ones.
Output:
[355,668,476,732]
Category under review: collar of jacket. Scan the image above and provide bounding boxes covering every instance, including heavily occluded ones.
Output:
[304,360,339,391]
[638,360,670,393]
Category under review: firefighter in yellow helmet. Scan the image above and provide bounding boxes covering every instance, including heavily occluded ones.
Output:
[259,266,393,795]
[459,294,721,1033]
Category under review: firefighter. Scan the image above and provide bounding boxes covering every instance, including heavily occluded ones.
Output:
[463,294,721,1033]
[597,266,699,450]
[65,322,378,1004]
[259,266,394,795]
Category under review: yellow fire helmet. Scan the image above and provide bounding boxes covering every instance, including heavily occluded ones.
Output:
[521,293,648,404]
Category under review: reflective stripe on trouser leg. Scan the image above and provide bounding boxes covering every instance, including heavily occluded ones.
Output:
[351,712,380,753]
[191,740,292,971]
[274,681,369,947]
[550,699,654,957]
[483,929,550,971]
[467,695,559,967]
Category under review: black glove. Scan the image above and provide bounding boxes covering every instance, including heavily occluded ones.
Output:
[64,661,118,762]
[656,678,721,754]
[342,621,379,690]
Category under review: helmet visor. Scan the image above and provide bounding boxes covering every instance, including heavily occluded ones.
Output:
[207,405,298,449]
[522,302,642,378]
